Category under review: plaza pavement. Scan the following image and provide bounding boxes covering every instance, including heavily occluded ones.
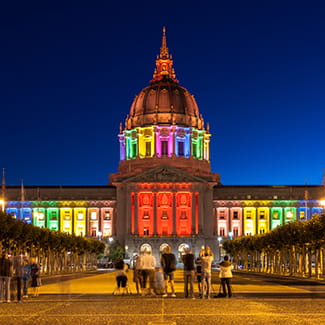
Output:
[0,269,324,325]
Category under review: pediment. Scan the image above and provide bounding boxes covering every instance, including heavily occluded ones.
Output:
[123,165,207,183]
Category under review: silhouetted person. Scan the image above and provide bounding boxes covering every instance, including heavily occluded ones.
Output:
[219,255,233,298]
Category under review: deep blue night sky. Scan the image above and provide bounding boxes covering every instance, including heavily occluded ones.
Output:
[1,1,325,186]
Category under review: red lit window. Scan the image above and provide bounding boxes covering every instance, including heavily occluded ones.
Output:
[144,228,150,236]
[161,211,168,220]
[180,211,187,219]
[143,211,150,219]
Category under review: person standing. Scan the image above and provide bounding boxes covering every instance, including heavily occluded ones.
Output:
[195,255,202,297]
[182,248,195,299]
[30,257,41,297]
[160,245,176,298]
[12,254,24,302]
[0,253,12,303]
[219,255,233,298]
[138,249,156,296]
[22,259,31,298]
[132,255,142,295]
[200,246,214,299]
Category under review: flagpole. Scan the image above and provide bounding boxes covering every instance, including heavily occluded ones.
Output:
[21,179,25,220]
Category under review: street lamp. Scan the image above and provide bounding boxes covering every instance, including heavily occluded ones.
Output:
[320,200,325,213]
[0,199,4,212]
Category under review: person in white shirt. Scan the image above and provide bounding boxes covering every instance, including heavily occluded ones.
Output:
[219,255,233,297]
[137,249,156,296]
[200,246,214,299]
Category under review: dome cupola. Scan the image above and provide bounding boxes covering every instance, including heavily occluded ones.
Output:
[111,28,220,184]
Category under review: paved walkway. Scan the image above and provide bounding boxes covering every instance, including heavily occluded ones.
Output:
[0,270,324,325]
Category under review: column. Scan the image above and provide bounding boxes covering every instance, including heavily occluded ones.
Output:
[134,192,138,235]
[191,192,195,234]
[153,192,157,235]
[172,191,177,235]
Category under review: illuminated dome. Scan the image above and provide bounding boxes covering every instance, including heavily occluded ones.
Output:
[126,80,204,129]
[125,27,204,130]
[111,28,220,184]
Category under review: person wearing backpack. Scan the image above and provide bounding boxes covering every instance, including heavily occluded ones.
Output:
[160,245,176,297]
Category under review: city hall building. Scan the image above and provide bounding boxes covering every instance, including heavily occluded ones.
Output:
[2,30,325,262]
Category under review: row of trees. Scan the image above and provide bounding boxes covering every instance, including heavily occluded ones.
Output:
[0,212,106,274]
[223,214,325,278]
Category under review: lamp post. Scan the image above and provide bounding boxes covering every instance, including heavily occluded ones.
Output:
[217,236,222,260]
[0,199,4,212]
[320,200,325,214]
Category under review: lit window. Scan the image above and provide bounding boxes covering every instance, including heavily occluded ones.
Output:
[143,211,150,219]
[145,142,151,156]
[161,141,168,156]
[299,211,305,219]
[91,212,97,220]
[144,228,150,236]
[178,141,184,156]
[161,211,168,220]
[219,210,225,219]
[104,212,111,220]
[219,227,225,237]
[180,211,187,219]
[233,211,239,219]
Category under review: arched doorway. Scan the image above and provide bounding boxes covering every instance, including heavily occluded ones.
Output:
[140,243,152,253]
[178,243,190,262]
[159,243,169,254]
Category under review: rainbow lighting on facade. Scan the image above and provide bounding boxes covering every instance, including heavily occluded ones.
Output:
[3,29,325,261]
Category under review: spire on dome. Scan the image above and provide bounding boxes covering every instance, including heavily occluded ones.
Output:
[160,26,169,58]
[152,27,178,83]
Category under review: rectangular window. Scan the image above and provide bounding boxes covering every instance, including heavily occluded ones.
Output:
[259,211,265,219]
[161,211,168,220]
[178,141,184,156]
[246,211,252,219]
[233,211,239,219]
[144,228,149,236]
[145,142,151,156]
[233,227,238,238]
[91,228,97,237]
[104,212,111,220]
[162,227,168,236]
[273,211,279,219]
[299,211,305,219]
[161,141,168,156]
[143,210,150,219]
[180,211,187,219]
[220,227,225,237]
[219,210,225,219]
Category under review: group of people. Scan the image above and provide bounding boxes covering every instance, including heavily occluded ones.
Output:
[114,245,233,299]
[0,253,41,303]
